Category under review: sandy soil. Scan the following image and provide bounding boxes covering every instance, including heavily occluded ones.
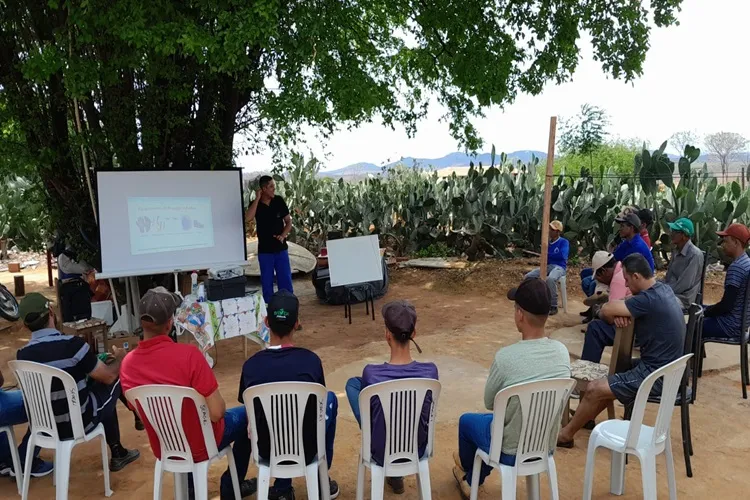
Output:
[0,262,746,500]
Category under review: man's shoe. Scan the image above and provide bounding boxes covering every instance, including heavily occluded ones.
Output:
[579,307,591,317]
[110,448,140,472]
[268,486,295,500]
[134,413,145,431]
[329,479,340,499]
[549,307,559,316]
[387,477,405,494]
[452,466,471,500]
[220,479,258,500]
[1,458,54,478]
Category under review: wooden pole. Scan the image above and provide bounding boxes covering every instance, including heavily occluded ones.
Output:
[539,116,557,278]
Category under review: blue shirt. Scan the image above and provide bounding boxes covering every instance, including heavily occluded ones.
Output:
[613,233,655,271]
[625,281,685,371]
[547,238,569,270]
[717,253,750,335]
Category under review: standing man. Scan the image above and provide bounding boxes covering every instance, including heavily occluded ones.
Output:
[702,224,750,341]
[525,220,569,315]
[663,218,704,309]
[247,176,293,304]
[613,212,655,272]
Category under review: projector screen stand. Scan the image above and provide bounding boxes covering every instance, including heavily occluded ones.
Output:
[343,283,375,325]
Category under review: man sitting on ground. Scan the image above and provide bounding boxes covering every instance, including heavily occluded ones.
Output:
[702,224,750,341]
[613,213,655,271]
[558,254,685,447]
[453,279,570,498]
[345,301,438,495]
[663,218,704,310]
[0,368,53,479]
[16,293,140,472]
[524,220,569,315]
[238,291,339,500]
[120,287,256,500]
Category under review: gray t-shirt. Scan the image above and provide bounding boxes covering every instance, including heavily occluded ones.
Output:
[625,281,685,371]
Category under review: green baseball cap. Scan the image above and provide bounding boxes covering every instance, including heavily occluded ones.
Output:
[667,218,695,237]
[18,293,51,325]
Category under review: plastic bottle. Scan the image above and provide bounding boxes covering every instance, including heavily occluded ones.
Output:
[191,271,198,296]
[197,283,206,302]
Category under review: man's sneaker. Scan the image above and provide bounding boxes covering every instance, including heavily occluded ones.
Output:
[110,448,140,472]
[268,486,295,500]
[549,307,559,316]
[134,412,145,431]
[387,477,405,494]
[220,478,258,500]
[329,479,340,499]
[1,458,54,478]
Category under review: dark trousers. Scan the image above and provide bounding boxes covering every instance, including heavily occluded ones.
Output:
[88,379,124,449]
[581,320,616,363]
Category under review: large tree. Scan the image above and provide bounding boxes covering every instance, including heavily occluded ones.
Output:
[704,131,748,182]
[669,130,701,156]
[0,0,684,263]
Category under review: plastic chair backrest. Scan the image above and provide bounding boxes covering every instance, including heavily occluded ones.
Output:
[8,360,87,443]
[624,354,692,449]
[696,251,708,304]
[358,378,441,470]
[242,382,328,473]
[487,378,575,470]
[125,385,219,465]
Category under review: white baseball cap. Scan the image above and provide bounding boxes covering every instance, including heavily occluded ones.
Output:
[591,251,614,274]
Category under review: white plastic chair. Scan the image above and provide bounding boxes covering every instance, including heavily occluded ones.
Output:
[0,425,22,494]
[8,360,112,500]
[355,378,442,500]
[242,382,332,500]
[471,378,575,500]
[124,385,242,500]
[557,276,568,314]
[582,354,693,500]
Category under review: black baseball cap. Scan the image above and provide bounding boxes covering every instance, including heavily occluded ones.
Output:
[267,290,299,334]
[615,212,641,229]
[507,278,551,315]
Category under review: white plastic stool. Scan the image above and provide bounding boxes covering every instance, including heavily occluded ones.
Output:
[557,276,568,313]
[0,425,22,495]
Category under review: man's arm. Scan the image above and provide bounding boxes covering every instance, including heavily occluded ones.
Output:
[245,189,262,221]
[88,346,127,386]
[278,214,292,240]
[205,388,227,423]
[705,286,739,317]
[600,300,632,324]
[561,239,570,263]
[484,355,505,410]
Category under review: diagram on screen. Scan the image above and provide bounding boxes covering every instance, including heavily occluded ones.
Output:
[128,197,216,256]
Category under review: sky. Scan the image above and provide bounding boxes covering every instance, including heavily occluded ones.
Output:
[236,0,750,172]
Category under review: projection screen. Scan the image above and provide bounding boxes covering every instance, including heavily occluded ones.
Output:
[96,170,247,278]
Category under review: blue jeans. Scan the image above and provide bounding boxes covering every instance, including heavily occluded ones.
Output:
[458,414,515,486]
[0,389,39,467]
[702,316,738,341]
[525,265,566,308]
[274,392,337,492]
[218,407,253,495]
[345,377,363,426]
[580,268,596,297]
[258,250,294,304]
[581,320,616,363]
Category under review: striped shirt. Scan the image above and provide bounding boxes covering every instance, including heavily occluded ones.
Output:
[17,328,100,438]
[717,253,750,335]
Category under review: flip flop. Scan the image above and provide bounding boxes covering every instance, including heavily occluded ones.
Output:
[557,439,575,449]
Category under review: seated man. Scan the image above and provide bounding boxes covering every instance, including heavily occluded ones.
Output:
[581,252,632,362]
[703,224,750,340]
[558,254,685,447]
[16,293,140,472]
[120,287,256,500]
[613,213,655,271]
[0,368,53,478]
[637,208,653,249]
[239,291,339,500]
[663,218,704,310]
[345,301,438,495]
[453,279,570,498]
[524,220,569,315]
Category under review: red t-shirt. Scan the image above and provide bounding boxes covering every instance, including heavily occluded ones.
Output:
[640,228,652,249]
[120,336,224,462]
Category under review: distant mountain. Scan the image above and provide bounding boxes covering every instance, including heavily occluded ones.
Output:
[321,150,547,178]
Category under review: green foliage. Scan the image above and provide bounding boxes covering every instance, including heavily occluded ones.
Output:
[555,141,639,177]
[558,104,610,156]
[0,177,49,251]
[277,144,749,264]
[0,0,685,263]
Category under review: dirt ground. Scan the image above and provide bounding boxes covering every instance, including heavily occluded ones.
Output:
[0,261,748,499]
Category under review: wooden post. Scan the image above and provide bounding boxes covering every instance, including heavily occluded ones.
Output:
[14,275,25,297]
[539,116,558,278]
[47,249,53,287]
